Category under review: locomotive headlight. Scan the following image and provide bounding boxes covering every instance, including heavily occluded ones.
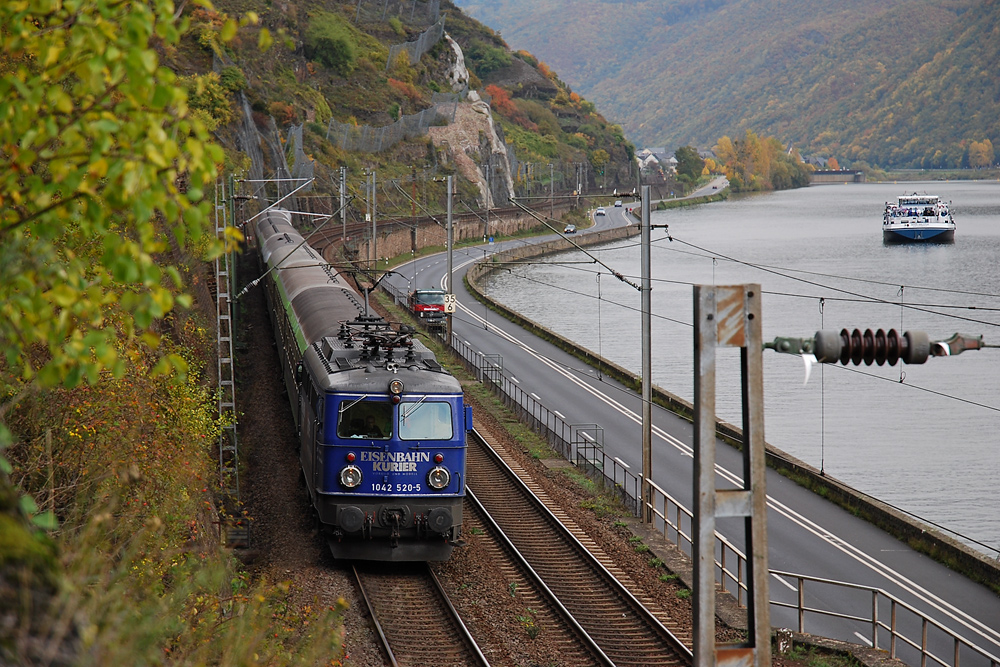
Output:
[339,465,363,489]
[388,379,404,395]
[427,466,450,490]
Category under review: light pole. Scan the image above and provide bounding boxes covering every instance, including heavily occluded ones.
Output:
[340,166,346,241]
[549,162,554,219]
[446,175,453,345]
[371,170,377,269]
[640,185,652,523]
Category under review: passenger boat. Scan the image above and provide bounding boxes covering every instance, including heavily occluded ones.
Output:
[882,193,955,243]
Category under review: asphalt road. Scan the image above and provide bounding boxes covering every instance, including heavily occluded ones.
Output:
[385,192,1000,666]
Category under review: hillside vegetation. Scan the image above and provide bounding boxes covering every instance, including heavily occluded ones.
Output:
[1,0,637,662]
[456,0,999,169]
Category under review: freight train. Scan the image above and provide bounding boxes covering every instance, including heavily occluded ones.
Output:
[254,208,468,560]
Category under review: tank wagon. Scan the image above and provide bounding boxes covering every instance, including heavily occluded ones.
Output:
[255,208,468,560]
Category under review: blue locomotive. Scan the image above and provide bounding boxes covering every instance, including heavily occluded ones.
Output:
[255,209,468,561]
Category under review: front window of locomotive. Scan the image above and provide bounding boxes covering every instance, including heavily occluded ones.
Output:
[398,399,454,440]
[337,398,392,439]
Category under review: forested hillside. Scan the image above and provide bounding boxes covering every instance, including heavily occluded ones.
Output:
[0,0,634,661]
[456,0,999,169]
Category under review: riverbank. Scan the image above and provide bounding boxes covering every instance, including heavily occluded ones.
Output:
[464,225,1000,595]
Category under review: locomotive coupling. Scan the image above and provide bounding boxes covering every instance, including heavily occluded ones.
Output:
[764,329,987,366]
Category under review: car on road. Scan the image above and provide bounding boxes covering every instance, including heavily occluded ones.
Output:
[563,224,577,234]
[595,207,606,216]
[614,200,622,207]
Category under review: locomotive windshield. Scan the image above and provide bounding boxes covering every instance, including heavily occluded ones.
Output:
[398,401,453,440]
[338,400,392,439]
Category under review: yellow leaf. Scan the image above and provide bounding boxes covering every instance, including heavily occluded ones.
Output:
[44,44,62,67]
[48,284,77,308]
[89,158,108,178]
[220,19,237,43]
[258,28,273,52]
[145,143,168,168]
[141,331,161,349]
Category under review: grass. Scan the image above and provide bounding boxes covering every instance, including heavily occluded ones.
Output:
[784,644,863,667]
[516,610,540,639]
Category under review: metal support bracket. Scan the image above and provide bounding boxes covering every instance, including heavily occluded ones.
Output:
[693,284,771,667]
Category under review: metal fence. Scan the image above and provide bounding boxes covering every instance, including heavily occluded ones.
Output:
[386,18,445,71]
[354,0,440,25]
[771,571,1000,667]
[428,314,998,667]
[324,100,458,153]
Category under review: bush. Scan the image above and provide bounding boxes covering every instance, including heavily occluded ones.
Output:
[180,72,235,130]
[268,101,296,126]
[218,66,246,93]
[465,39,511,77]
[305,12,357,76]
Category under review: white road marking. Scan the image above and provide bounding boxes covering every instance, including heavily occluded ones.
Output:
[434,250,1000,651]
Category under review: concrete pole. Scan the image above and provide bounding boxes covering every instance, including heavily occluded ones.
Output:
[446,175,453,345]
[371,170,377,269]
[340,166,346,241]
[365,171,371,265]
[641,185,652,523]
[549,162,554,219]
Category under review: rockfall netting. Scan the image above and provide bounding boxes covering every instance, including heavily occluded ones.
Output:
[386,18,445,71]
[324,94,460,153]
[353,0,440,26]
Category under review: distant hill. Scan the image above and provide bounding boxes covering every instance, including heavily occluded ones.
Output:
[454,0,999,168]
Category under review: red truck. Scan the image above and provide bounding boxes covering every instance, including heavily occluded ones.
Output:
[408,288,447,331]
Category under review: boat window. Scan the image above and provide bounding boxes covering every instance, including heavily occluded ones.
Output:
[338,400,392,439]
[398,401,453,440]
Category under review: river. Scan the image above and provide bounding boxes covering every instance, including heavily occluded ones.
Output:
[483,180,1000,556]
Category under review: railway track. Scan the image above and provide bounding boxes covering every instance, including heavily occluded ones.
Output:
[461,490,615,666]
[467,427,695,667]
[351,561,489,667]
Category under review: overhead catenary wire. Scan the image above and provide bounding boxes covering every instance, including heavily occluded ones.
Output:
[507,196,641,290]
[499,249,1000,326]
[470,266,1000,410]
[443,298,1000,556]
[511,229,1000,327]
[663,235,1000,328]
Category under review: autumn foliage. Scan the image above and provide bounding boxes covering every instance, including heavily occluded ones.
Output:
[485,84,537,132]
[388,77,424,104]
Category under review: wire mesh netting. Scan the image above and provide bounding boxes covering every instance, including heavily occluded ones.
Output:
[324,96,459,153]
[353,0,440,25]
[386,18,445,71]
